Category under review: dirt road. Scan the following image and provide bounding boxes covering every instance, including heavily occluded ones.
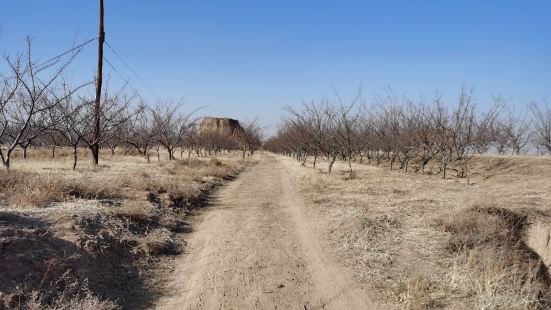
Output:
[155,154,374,310]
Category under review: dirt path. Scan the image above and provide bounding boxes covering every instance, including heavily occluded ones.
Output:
[155,154,375,310]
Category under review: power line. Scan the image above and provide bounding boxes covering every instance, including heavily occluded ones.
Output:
[36,37,97,70]
[104,40,161,101]
[103,56,142,97]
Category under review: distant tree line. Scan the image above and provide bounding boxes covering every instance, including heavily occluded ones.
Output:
[0,40,262,170]
[265,86,551,180]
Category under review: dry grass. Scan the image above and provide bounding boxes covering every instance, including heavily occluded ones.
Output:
[0,170,126,208]
[22,272,119,310]
[0,148,243,209]
[0,148,250,309]
[283,154,551,309]
[439,206,551,309]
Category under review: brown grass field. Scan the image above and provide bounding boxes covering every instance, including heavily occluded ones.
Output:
[280,154,551,309]
[2,148,551,309]
[0,148,249,309]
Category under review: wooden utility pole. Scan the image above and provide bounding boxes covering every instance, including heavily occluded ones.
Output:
[92,0,105,165]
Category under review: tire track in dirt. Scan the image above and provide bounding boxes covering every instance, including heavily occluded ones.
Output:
[155,153,375,309]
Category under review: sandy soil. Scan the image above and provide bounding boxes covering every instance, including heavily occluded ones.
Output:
[155,153,375,310]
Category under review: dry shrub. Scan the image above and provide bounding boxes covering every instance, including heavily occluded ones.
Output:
[440,206,551,309]
[25,291,119,310]
[66,179,125,200]
[0,242,117,310]
[79,202,184,257]
[168,158,236,181]
[209,158,223,167]
[77,213,142,257]
[141,228,183,255]
[113,200,155,222]
[22,275,118,310]
[0,170,126,208]
[176,158,205,168]
[397,275,443,309]
[0,170,66,208]
[167,183,204,208]
[327,210,402,288]
[361,214,402,241]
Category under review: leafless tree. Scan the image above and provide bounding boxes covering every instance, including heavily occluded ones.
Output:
[152,102,198,160]
[334,90,362,177]
[530,101,551,154]
[503,109,531,155]
[124,107,158,162]
[0,39,84,169]
[237,117,263,159]
[52,90,89,169]
[268,86,542,182]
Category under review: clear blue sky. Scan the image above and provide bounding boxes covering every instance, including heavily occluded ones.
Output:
[1,1,550,134]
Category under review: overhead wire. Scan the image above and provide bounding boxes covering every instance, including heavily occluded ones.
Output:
[21,36,159,102]
[36,37,98,70]
[104,40,162,101]
[103,56,142,97]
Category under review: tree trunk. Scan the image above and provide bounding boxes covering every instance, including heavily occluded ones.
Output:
[23,146,28,159]
[72,146,78,170]
[328,156,336,174]
[91,147,99,165]
[3,156,11,170]
[348,157,353,178]
[313,155,317,168]
[52,145,56,158]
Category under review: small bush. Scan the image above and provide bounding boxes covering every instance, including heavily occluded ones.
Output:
[141,228,183,255]
[0,170,126,208]
[209,158,223,167]
[66,180,125,200]
[0,170,66,207]
[113,200,155,222]
[23,279,118,310]
[361,214,401,241]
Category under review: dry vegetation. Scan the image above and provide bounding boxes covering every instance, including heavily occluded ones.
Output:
[0,148,249,310]
[281,154,551,309]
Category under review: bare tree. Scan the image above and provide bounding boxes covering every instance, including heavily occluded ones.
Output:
[52,91,89,169]
[503,109,531,155]
[0,39,83,169]
[530,101,551,154]
[152,102,198,160]
[268,86,535,182]
[237,117,263,159]
[124,107,158,162]
[334,90,362,177]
